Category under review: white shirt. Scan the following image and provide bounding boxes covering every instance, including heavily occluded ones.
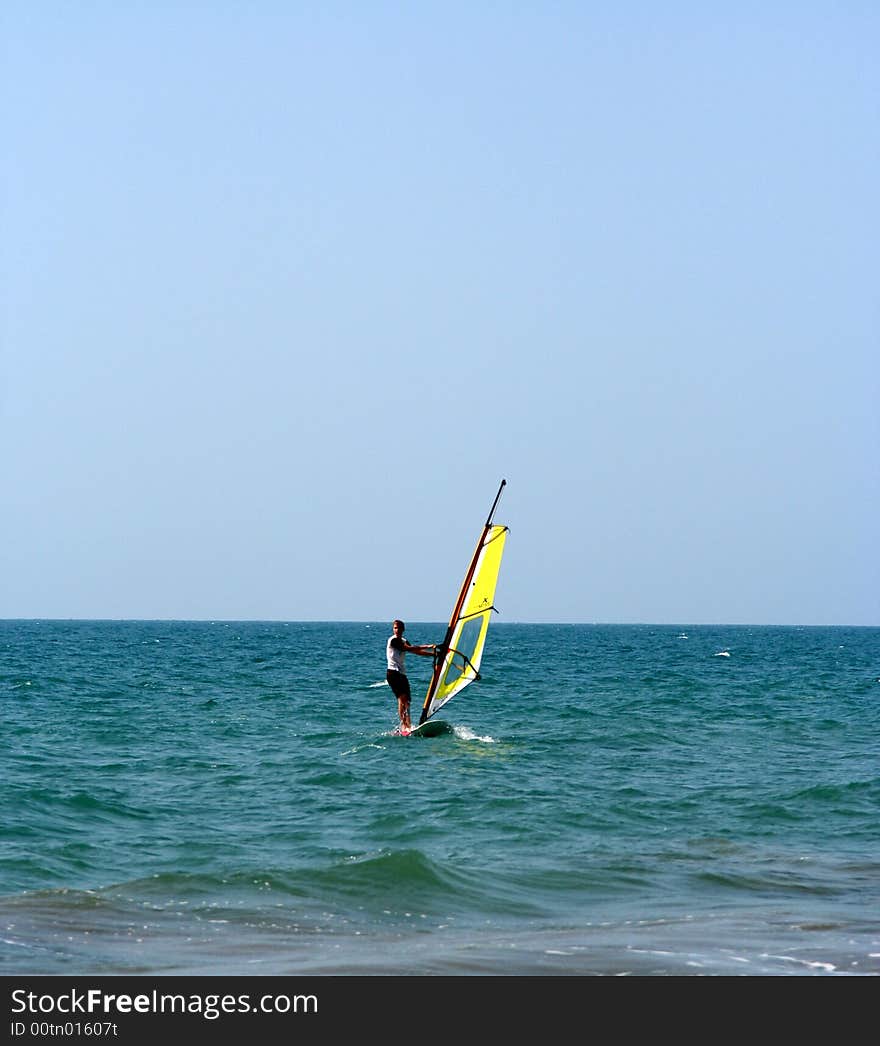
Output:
[386,635,406,673]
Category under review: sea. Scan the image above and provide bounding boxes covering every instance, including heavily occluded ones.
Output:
[1,619,878,988]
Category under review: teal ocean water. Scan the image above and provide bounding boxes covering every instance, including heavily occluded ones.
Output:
[1,620,878,976]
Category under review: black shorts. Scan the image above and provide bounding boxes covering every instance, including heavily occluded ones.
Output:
[386,670,411,700]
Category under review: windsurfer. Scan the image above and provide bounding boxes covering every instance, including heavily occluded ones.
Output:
[386,620,435,732]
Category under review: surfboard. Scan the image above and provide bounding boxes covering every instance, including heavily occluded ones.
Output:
[394,719,451,738]
[409,719,451,738]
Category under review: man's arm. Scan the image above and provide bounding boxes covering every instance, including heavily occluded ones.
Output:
[404,641,436,657]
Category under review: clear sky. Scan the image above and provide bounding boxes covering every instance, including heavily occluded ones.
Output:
[2,3,877,625]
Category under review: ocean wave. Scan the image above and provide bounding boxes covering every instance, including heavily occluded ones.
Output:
[0,850,538,923]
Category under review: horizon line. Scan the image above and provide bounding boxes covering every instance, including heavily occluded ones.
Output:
[1,617,877,629]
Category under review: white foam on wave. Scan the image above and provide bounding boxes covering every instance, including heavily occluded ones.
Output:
[368,680,388,688]
[761,953,836,972]
[453,724,496,743]
[341,741,386,756]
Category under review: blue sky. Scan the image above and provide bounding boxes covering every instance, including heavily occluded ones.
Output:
[2,3,877,624]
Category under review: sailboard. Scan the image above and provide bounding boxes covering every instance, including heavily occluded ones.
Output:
[413,479,509,734]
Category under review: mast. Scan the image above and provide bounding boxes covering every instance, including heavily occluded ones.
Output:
[418,479,506,725]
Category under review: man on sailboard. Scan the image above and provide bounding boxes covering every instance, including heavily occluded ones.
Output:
[386,620,435,733]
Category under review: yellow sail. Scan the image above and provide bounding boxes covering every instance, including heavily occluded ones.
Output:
[418,487,508,726]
